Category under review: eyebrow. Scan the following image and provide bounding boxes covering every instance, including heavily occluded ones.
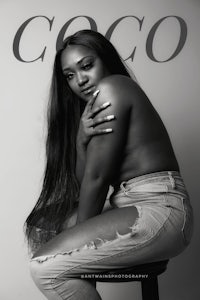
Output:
[62,55,95,72]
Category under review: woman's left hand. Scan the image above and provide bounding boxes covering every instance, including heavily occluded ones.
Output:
[62,208,78,229]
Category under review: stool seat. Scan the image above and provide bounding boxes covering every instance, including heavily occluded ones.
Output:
[96,260,169,300]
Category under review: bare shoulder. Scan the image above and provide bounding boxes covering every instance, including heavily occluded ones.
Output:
[98,74,137,90]
[94,75,140,110]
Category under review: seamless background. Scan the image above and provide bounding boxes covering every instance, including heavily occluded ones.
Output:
[0,0,199,299]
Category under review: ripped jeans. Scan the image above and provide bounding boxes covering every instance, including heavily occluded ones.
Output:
[30,171,193,300]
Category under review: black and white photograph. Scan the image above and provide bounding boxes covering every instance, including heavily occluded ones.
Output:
[0,0,199,299]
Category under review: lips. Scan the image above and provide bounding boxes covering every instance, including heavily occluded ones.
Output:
[81,86,95,95]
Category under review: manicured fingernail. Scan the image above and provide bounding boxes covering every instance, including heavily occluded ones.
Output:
[93,90,100,97]
[106,115,115,120]
[104,128,113,133]
[101,101,111,108]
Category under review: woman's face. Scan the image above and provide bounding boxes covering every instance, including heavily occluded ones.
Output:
[61,45,110,101]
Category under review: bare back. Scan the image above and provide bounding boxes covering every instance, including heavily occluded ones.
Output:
[91,75,179,186]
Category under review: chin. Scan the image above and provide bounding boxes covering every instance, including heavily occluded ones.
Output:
[81,94,93,102]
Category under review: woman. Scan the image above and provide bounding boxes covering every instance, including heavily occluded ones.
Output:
[26,30,193,300]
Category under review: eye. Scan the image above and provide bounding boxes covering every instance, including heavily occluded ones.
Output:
[65,73,74,81]
[82,62,93,70]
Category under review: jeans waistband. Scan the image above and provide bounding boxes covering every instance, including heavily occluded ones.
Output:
[112,171,187,196]
[121,171,180,185]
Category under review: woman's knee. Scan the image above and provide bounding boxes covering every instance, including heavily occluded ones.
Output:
[29,260,43,290]
[29,257,54,292]
[29,258,101,300]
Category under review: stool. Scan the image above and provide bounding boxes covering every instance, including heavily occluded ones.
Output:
[96,260,169,300]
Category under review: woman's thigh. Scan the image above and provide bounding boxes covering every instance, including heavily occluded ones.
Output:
[32,206,138,258]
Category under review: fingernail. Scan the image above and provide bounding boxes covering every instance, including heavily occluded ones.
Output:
[104,128,113,133]
[101,101,111,108]
[93,90,100,97]
[106,115,115,120]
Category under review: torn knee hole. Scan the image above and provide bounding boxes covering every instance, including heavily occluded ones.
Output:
[31,206,142,263]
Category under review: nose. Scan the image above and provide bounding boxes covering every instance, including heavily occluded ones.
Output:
[77,72,88,86]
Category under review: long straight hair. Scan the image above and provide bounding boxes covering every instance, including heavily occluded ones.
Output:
[24,29,131,253]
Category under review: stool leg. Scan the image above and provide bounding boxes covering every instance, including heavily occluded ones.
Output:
[141,277,159,300]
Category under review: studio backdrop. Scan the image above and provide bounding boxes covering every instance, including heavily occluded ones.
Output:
[0,0,199,299]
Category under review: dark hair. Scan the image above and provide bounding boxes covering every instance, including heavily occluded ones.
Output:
[24,29,131,254]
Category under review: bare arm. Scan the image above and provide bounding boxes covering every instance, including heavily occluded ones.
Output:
[75,134,87,185]
[76,76,133,223]
[75,91,114,184]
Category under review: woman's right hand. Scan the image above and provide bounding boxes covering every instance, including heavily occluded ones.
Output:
[77,90,115,147]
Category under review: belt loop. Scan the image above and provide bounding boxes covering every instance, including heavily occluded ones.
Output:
[120,181,129,196]
[168,171,175,188]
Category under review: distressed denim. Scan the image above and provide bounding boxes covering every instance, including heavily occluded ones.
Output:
[30,171,193,300]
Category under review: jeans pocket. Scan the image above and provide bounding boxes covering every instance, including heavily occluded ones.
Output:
[180,197,193,246]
